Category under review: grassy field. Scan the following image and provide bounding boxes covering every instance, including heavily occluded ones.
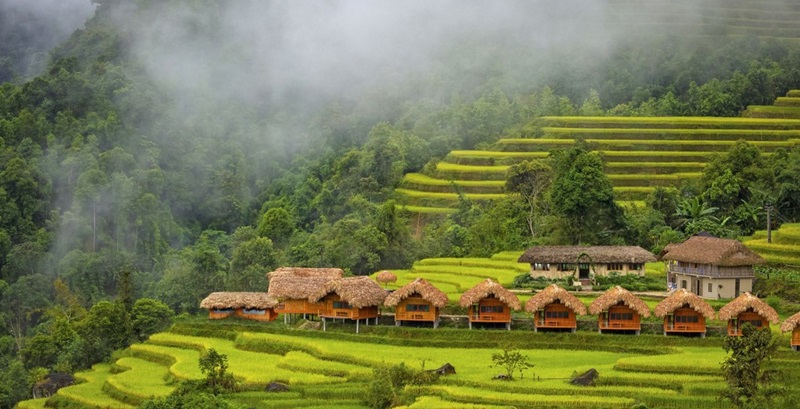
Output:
[30,318,800,409]
[743,223,800,266]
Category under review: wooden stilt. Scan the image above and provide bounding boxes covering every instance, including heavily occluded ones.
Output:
[323,317,327,331]
[468,321,472,330]
[356,319,360,334]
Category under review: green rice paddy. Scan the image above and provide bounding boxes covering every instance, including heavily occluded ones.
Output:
[396,92,800,214]
[34,317,799,409]
[743,223,800,266]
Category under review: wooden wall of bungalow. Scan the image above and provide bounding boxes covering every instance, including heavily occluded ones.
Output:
[208,308,235,320]
[793,327,800,351]
[394,294,439,323]
[663,307,706,336]
[727,310,770,336]
[598,303,642,332]
[275,299,326,316]
[318,293,379,320]
[533,301,577,331]
[468,296,512,325]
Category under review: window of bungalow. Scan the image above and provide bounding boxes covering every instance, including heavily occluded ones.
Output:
[557,263,574,272]
[212,308,234,313]
[243,308,266,315]
[608,263,623,271]
[675,315,699,323]
[405,304,430,312]
[628,263,642,271]
[610,312,634,321]
[745,319,763,328]
[533,263,549,270]
[545,310,569,319]
[333,301,351,309]
[708,282,712,293]
[480,305,504,313]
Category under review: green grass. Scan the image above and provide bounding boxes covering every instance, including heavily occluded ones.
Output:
[745,105,800,119]
[403,173,505,188]
[395,189,505,201]
[13,399,48,409]
[788,90,800,98]
[398,396,512,409]
[436,162,510,173]
[774,97,800,107]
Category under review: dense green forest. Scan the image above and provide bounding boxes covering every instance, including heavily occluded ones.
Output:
[2,0,800,406]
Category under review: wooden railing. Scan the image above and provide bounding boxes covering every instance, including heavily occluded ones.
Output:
[538,319,575,328]
[599,321,639,330]
[670,265,754,278]
[471,313,510,322]
[664,323,705,332]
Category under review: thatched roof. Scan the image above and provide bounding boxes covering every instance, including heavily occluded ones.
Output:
[654,289,716,319]
[588,286,651,317]
[308,276,388,308]
[780,310,800,332]
[458,279,521,310]
[524,284,587,315]
[266,267,344,299]
[200,292,278,309]
[384,278,449,308]
[661,236,765,267]
[518,246,656,264]
[375,270,398,284]
[718,292,779,323]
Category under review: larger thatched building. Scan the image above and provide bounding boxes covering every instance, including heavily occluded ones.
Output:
[654,289,715,337]
[781,311,800,351]
[661,235,765,299]
[589,286,651,335]
[518,246,656,282]
[459,279,521,330]
[719,292,779,336]
[200,292,278,321]
[524,284,587,332]
[384,278,448,328]
[309,276,388,333]
[267,267,344,320]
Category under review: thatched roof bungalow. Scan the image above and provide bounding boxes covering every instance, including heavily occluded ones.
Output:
[525,284,586,332]
[662,235,765,299]
[589,286,651,335]
[200,292,278,321]
[518,246,656,281]
[309,276,388,333]
[385,278,448,328]
[655,289,715,337]
[375,270,398,287]
[459,279,521,330]
[781,311,800,351]
[719,292,779,336]
[266,267,344,318]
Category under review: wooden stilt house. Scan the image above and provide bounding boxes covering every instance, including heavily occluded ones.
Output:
[267,267,343,321]
[200,292,278,321]
[309,276,388,333]
[524,284,586,332]
[459,279,521,330]
[654,289,715,337]
[719,292,779,336]
[780,311,800,351]
[589,286,650,335]
[384,278,448,328]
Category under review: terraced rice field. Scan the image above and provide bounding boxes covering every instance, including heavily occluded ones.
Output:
[743,222,800,266]
[397,91,800,213]
[28,319,800,409]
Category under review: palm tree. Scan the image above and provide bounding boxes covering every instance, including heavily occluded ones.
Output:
[673,196,719,228]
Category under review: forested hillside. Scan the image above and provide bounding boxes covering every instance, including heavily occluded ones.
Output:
[2,0,800,406]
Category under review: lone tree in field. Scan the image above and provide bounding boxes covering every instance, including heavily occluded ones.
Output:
[491,344,533,380]
[199,348,236,394]
[720,323,779,408]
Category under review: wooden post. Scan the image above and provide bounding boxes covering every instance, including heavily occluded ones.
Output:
[356,319,360,334]
[323,317,327,331]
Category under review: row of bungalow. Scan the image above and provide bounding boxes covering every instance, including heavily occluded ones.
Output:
[200,267,800,348]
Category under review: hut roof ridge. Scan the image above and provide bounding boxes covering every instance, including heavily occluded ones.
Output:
[384,278,449,308]
[308,276,387,308]
[718,292,779,323]
[267,267,344,299]
[524,284,587,315]
[661,236,765,267]
[518,245,656,264]
[200,292,277,309]
[459,279,521,310]
[588,286,651,317]
[781,310,800,332]
[654,289,716,319]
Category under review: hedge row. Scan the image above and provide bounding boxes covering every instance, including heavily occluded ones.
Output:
[541,127,800,141]
[532,116,800,130]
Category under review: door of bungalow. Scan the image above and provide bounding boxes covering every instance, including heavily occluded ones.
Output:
[576,254,592,281]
